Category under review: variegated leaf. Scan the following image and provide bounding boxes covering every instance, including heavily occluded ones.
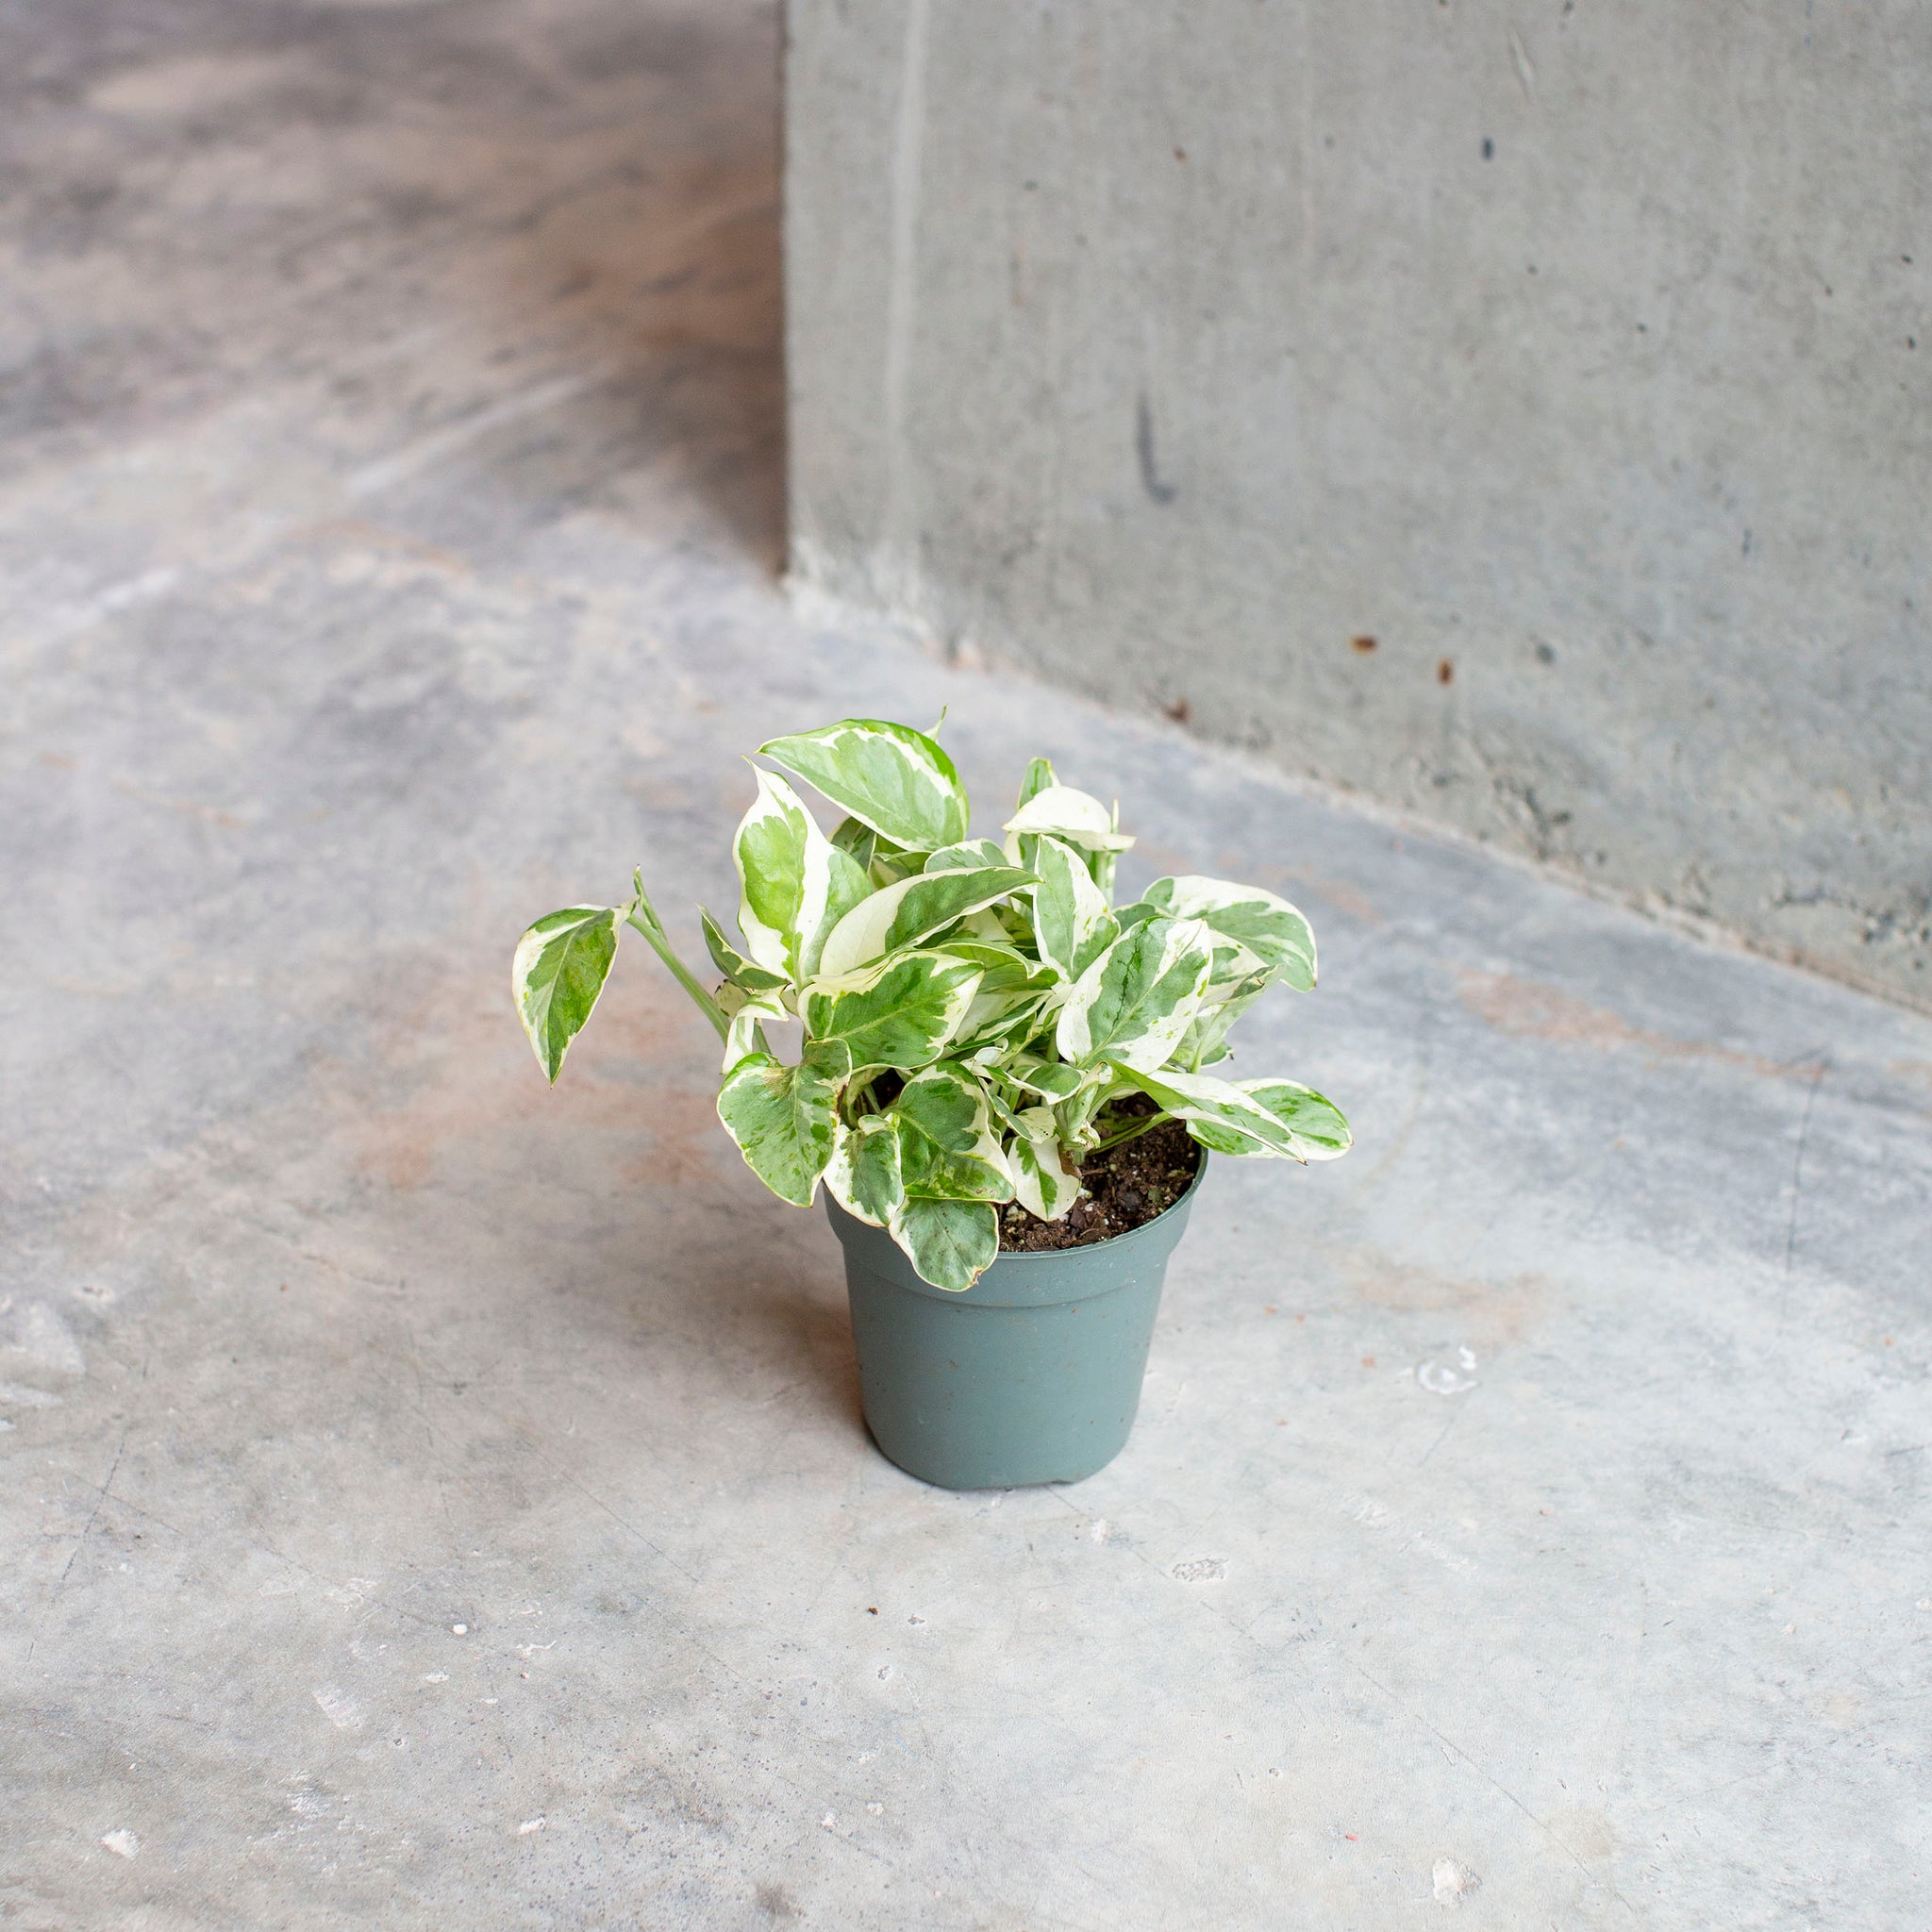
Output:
[893,1064,1014,1203]
[1003,782,1134,853]
[951,985,1046,1057]
[933,940,1057,993]
[1031,834,1120,982]
[924,838,1011,874]
[815,866,1036,980]
[512,906,622,1082]
[716,982,790,1074]
[1005,1050,1092,1103]
[1008,1106,1082,1221]
[759,718,970,852]
[1108,1064,1311,1162]
[733,767,871,985]
[1055,916,1213,1072]
[887,1196,999,1291]
[801,950,981,1074]
[715,1052,841,1205]
[1186,1077,1352,1159]
[1014,756,1057,811]
[1139,875,1317,991]
[825,1115,906,1226]
[701,907,788,992]
[1174,971,1271,1070]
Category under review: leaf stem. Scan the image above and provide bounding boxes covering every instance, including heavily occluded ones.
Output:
[626,875,728,1040]
[1091,1110,1173,1155]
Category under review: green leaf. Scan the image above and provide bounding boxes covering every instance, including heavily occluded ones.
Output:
[814,866,1037,980]
[701,907,788,992]
[1003,782,1134,853]
[1055,916,1214,1072]
[829,813,878,874]
[924,839,1011,874]
[887,1196,999,1291]
[801,950,981,1073]
[833,813,924,887]
[1015,756,1058,811]
[732,769,841,982]
[1108,1064,1320,1162]
[1005,1050,1091,1103]
[952,986,1047,1057]
[759,719,970,852]
[1139,875,1318,991]
[1008,1107,1082,1221]
[1174,971,1270,1070]
[893,1064,1014,1202]
[1195,1077,1352,1159]
[733,769,874,985]
[825,1115,905,1226]
[716,1052,841,1206]
[932,940,1057,993]
[1031,834,1120,982]
[511,906,622,1082]
[716,983,790,1074]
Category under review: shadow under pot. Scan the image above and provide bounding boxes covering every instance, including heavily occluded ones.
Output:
[824,1157,1208,1491]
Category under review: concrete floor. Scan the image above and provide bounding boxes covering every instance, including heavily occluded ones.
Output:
[4,4,1930,1927]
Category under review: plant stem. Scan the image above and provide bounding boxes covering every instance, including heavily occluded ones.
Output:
[1090,1110,1173,1156]
[625,880,728,1040]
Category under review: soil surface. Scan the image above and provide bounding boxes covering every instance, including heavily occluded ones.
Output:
[999,1098,1201,1252]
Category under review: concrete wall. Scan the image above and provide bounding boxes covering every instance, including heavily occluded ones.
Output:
[784,0,1932,1008]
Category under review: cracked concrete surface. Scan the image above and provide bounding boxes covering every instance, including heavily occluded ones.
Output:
[4,3,1931,1927]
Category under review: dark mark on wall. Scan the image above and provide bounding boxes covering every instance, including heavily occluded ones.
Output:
[1481,137,1494,159]
[1352,635,1377,654]
[1438,659,1455,685]
[1135,394,1177,505]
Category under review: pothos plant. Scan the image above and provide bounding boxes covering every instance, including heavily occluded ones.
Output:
[512,718,1350,1291]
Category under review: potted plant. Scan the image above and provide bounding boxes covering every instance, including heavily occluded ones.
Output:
[512,718,1350,1489]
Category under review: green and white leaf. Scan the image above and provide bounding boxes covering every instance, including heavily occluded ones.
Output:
[759,718,970,852]
[1008,1106,1082,1221]
[1187,1076,1352,1160]
[716,982,791,1074]
[1031,834,1120,982]
[1174,971,1270,1070]
[715,1052,841,1205]
[701,907,788,992]
[801,950,981,1074]
[733,767,872,985]
[951,986,1046,1057]
[1014,756,1057,811]
[814,865,1036,980]
[1055,916,1214,1072]
[824,1115,906,1226]
[924,838,1010,874]
[1003,783,1134,853]
[512,905,622,1083]
[887,1197,999,1292]
[1005,1050,1092,1103]
[893,1064,1014,1202]
[933,939,1057,993]
[1140,875,1317,991]
[1108,1064,1314,1162]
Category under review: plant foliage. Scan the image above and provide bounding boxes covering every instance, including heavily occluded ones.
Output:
[512,720,1350,1291]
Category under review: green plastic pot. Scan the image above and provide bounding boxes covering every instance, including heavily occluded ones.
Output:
[824,1158,1208,1490]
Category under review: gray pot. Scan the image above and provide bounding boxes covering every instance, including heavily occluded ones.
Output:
[824,1158,1207,1490]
